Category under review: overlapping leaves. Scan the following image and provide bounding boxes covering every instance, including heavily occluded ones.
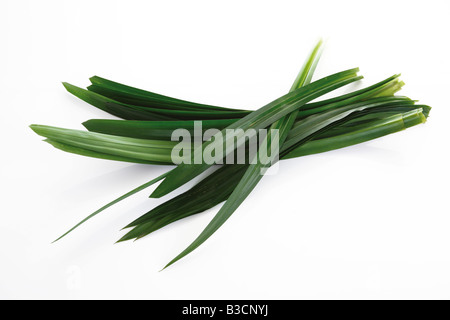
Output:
[30,41,430,269]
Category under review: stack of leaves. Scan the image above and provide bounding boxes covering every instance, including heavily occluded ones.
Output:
[31,40,430,269]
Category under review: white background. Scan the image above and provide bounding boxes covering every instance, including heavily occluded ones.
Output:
[1,0,449,299]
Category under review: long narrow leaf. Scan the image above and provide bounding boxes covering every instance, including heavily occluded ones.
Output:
[52,171,171,242]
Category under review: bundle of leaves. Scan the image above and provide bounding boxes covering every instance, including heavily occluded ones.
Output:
[31,40,430,269]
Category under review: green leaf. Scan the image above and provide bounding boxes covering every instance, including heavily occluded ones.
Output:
[51,171,171,242]
[83,118,236,140]
[44,139,160,165]
[88,76,242,112]
[30,125,177,163]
